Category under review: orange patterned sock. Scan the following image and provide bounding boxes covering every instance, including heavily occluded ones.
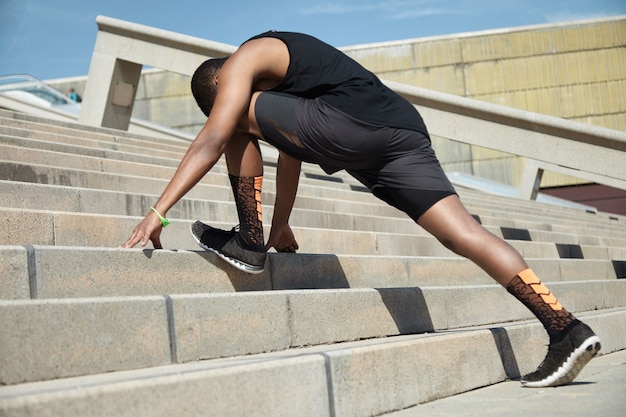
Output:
[229,174,264,250]
[506,269,575,338]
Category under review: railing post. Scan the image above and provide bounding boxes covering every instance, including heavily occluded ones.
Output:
[79,31,142,130]
[518,159,544,200]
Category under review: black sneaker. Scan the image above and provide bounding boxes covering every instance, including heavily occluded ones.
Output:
[191,221,266,274]
[522,320,601,387]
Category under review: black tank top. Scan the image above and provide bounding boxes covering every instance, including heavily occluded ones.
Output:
[246,31,428,134]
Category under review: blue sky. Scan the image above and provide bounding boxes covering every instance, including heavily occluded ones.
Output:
[1,0,625,81]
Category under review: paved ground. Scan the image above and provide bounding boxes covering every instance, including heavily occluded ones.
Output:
[384,349,626,417]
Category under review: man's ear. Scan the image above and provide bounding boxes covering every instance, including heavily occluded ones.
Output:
[214,74,219,85]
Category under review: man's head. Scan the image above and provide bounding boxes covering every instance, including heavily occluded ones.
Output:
[191,57,228,117]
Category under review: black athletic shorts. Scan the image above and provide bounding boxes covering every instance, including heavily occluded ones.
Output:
[255,91,457,220]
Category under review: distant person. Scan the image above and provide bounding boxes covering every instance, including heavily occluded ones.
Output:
[67,88,81,103]
[121,31,601,388]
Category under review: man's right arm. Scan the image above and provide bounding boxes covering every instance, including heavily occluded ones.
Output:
[119,124,228,249]
[120,38,289,249]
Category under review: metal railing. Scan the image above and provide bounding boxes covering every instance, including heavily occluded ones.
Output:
[80,16,626,201]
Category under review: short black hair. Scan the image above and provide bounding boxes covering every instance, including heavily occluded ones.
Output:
[191,57,228,117]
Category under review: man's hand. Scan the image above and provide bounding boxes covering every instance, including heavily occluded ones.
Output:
[266,223,299,253]
[267,152,301,253]
[120,212,164,249]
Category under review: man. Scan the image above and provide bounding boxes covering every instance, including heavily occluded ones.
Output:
[67,88,81,102]
[121,31,600,388]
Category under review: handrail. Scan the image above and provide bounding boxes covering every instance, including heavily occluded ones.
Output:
[78,16,235,131]
[385,80,626,193]
[95,16,236,58]
[79,16,626,200]
[385,80,626,152]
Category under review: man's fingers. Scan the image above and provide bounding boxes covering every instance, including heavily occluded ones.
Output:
[121,229,148,249]
[276,241,297,252]
[120,232,140,248]
[120,217,162,249]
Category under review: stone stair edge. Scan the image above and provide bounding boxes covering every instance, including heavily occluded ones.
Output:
[0,126,357,185]
[0,142,373,196]
[1,109,624,221]
[3,243,623,300]
[1,134,624,228]
[0,288,623,385]
[0,122,193,156]
[0,158,386,206]
[3,209,626,266]
[9,164,623,239]
[0,109,620,223]
[2,176,623,233]
[0,110,192,145]
[0,309,623,417]
[1,157,621,229]
[3,208,626,261]
[0,128,196,162]
[0,111,355,183]
[0,193,625,252]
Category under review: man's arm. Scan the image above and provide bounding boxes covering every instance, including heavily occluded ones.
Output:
[266,151,301,252]
[119,123,230,249]
[121,38,289,249]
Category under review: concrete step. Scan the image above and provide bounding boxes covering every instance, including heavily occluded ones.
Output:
[4,153,626,234]
[380,349,626,417]
[468,204,625,234]
[0,180,426,235]
[0,160,413,220]
[0,131,185,168]
[4,116,620,240]
[1,291,624,385]
[2,245,624,300]
[3,112,624,227]
[0,109,192,146]
[2,135,624,242]
[0,141,348,192]
[0,126,190,161]
[3,180,626,257]
[0,112,193,151]
[5,171,624,252]
[0,112,365,185]
[0,134,378,198]
[0,309,624,416]
[4,208,626,265]
[0,116,191,149]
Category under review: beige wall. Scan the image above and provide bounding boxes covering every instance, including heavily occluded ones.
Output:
[344,17,625,130]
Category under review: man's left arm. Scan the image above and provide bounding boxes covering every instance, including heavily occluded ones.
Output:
[266,151,301,252]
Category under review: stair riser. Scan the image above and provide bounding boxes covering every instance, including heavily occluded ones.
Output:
[1,311,623,417]
[2,284,624,385]
[2,246,623,300]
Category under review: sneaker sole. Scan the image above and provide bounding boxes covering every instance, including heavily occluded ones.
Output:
[522,335,601,388]
[191,228,265,274]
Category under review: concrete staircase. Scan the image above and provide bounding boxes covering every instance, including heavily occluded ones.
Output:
[1,108,625,416]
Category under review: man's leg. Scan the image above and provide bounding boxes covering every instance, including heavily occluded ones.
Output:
[417,194,600,387]
[190,134,267,273]
[417,195,575,332]
[224,134,265,249]
[417,194,528,286]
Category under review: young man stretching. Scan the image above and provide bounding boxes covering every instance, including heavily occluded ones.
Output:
[121,31,601,388]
